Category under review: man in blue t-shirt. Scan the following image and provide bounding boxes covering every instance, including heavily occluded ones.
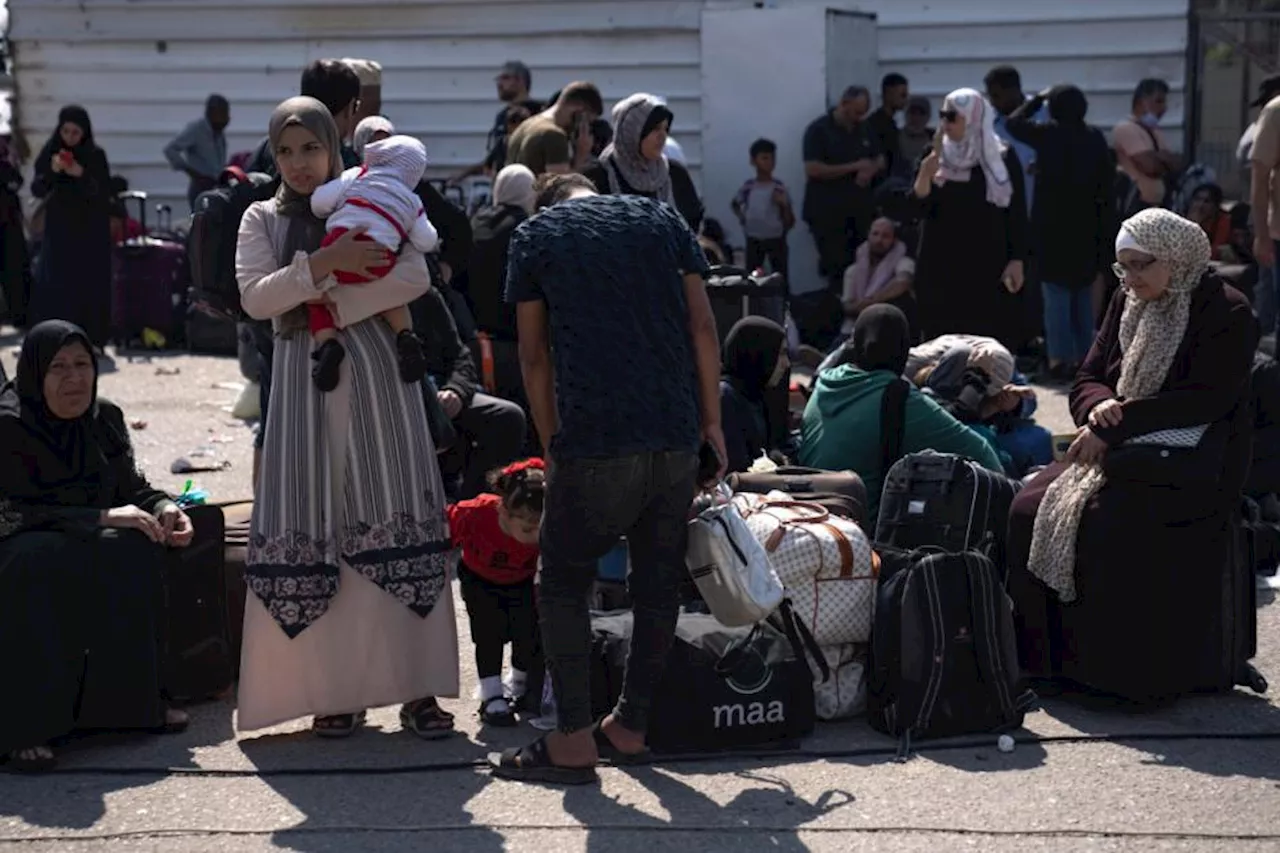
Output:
[492,174,725,784]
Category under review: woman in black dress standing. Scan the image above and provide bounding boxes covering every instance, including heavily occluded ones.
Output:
[28,106,115,352]
[910,88,1028,349]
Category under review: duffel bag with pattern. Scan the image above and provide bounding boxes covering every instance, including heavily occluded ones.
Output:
[733,493,878,645]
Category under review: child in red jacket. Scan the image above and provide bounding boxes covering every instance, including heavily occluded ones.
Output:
[448,459,543,726]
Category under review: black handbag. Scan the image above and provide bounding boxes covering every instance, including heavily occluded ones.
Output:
[1103,422,1225,489]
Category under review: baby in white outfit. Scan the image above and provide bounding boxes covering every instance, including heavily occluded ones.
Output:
[308,134,438,391]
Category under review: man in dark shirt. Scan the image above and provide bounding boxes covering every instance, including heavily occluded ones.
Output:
[452,61,543,182]
[492,173,725,784]
[866,73,909,179]
[802,85,884,295]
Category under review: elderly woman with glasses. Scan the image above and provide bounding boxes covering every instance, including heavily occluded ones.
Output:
[1005,208,1259,709]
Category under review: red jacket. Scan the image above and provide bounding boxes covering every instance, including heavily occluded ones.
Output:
[448,494,539,585]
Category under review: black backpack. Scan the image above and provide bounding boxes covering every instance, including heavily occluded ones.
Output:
[187,168,280,321]
[867,543,1034,756]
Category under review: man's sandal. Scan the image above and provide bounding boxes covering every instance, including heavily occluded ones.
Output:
[313,711,367,739]
[489,736,599,786]
[400,698,455,740]
[6,746,56,773]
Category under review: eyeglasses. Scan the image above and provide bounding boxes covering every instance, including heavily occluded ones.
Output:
[1111,257,1158,280]
[939,109,958,123]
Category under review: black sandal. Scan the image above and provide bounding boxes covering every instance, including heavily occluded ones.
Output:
[592,720,652,766]
[6,746,56,774]
[489,736,599,786]
[480,697,517,727]
[313,710,366,739]
[400,698,455,740]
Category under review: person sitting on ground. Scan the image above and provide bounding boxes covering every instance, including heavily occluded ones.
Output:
[799,305,1003,521]
[840,216,917,343]
[1185,182,1232,259]
[581,92,704,231]
[411,284,528,501]
[0,321,196,772]
[1006,208,1257,708]
[308,133,438,391]
[721,316,793,473]
[906,333,1051,476]
[698,217,732,266]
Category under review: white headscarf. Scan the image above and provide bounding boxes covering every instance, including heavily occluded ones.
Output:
[493,164,536,214]
[936,87,1013,208]
[353,116,395,159]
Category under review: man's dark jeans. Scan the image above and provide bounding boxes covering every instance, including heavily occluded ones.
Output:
[539,450,698,734]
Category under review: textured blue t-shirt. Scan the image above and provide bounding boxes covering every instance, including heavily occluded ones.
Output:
[504,194,709,460]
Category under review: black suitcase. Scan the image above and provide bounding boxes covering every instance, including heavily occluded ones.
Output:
[184,303,239,355]
[1207,512,1268,695]
[705,265,787,346]
[875,450,1022,573]
[163,504,235,703]
[589,610,820,754]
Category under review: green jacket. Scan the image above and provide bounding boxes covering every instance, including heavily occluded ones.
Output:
[798,365,1004,520]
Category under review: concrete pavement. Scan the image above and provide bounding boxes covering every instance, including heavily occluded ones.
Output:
[1,334,1278,852]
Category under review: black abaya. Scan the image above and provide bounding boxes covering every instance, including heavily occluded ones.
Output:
[910,148,1028,349]
[0,321,175,752]
[1006,280,1257,702]
[27,108,115,349]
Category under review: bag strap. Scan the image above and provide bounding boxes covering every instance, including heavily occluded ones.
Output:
[818,521,855,577]
[962,551,1033,723]
[753,499,830,523]
[880,377,909,481]
[769,600,831,683]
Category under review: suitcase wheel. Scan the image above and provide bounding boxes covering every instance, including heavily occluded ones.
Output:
[1240,663,1268,695]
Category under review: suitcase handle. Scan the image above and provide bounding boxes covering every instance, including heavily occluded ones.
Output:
[118,190,148,231]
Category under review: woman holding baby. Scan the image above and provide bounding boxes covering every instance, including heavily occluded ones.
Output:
[234,96,458,738]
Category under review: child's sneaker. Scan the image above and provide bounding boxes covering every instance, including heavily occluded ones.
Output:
[311,339,346,392]
[395,329,428,383]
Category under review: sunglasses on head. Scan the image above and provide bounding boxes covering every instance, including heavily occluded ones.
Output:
[939,109,959,123]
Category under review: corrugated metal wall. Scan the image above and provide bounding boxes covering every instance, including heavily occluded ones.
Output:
[9,0,1189,216]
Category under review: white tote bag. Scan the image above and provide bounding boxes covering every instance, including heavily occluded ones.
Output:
[685,501,785,627]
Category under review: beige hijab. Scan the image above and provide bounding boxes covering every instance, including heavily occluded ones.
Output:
[493,163,536,214]
[1027,208,1211,601]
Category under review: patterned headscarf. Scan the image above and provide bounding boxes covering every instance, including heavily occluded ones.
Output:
[936,87,1013,208]
[1027,209,1210,601]
[598,92,674,202]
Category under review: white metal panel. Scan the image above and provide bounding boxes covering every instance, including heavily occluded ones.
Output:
[9,0,704,216]
[8,0,1190,221]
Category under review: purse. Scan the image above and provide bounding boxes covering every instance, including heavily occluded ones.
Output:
[1103,423,1222,488]
[685,499,785,627]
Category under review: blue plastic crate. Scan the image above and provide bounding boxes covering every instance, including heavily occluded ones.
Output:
[597,539,629,582]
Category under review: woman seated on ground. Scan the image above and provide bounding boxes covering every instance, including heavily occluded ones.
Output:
[1185,182,1232,260]
[1006,209,1257,708]
[0,321,195,772]
[720,316,793,473]
[799,305,1004,520]
[906,334,1052,477]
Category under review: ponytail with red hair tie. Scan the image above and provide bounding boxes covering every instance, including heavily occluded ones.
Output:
[501,458,545,477]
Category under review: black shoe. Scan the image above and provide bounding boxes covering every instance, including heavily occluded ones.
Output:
[480,697,518,727]
[311,339,346,392]
[396,330,428,384]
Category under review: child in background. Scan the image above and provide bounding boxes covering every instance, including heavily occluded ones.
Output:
[308,133,438,392]
[731,138,794,282]
[448,459,544,726]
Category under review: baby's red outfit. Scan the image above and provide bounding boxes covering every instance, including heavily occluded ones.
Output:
[306,198,406,335]
[447,494,539,584]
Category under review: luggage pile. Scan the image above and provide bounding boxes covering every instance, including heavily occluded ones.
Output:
[682,451,1036,756]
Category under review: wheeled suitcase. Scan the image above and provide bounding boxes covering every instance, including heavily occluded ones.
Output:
[219,500,252,677]
[163,504,235,703]
[1204,512,1268,695]
[112,190,188,345]
[727,466,868,528]
[706,265,787,346]
[875,450,1022,574]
